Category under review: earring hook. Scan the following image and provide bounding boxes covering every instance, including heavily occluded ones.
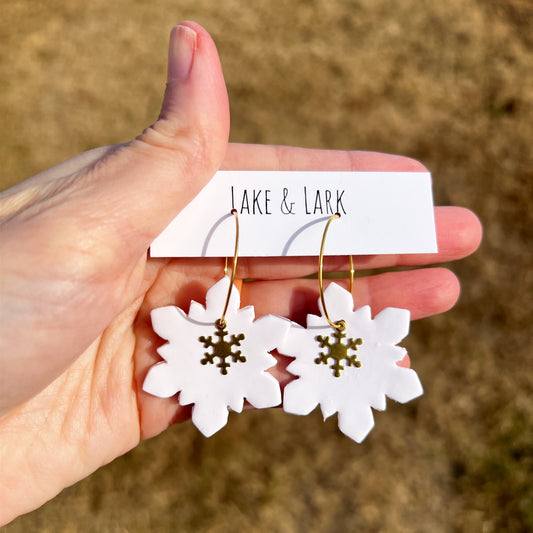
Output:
[217,209,239,328]
[349,254,354,294]
[318,213,346,331]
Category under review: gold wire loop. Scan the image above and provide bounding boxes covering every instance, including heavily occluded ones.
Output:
[349,254,354,294]
[217,209,239,329]
[318,213,345,331]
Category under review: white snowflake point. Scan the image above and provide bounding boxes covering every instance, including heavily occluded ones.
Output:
[320,282,355,316]
[205,276,240,313]
[373,307,410,344]
[187,300,206,321]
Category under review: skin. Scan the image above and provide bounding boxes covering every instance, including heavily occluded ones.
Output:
[0,22,482,524]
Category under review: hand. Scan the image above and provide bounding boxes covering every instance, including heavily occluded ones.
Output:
[0,23,482,525]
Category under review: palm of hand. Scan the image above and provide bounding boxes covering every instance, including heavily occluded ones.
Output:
[0,247,227,513]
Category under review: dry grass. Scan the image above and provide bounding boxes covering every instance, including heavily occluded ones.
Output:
[1,0,532,531]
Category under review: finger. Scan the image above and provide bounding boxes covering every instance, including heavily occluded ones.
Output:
[72,22,230,256]
[237,206,481,279]
[241,267,460,323]
[222,143,428,172]
[220,144,481,278]
[5,22,230,261]
[157,206,481,280]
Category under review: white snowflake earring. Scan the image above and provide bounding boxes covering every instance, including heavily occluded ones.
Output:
[278,213,423,443]
[143,210,290,437]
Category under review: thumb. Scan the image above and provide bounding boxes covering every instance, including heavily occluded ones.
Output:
[0,23,229,412]
[86,21,230,251]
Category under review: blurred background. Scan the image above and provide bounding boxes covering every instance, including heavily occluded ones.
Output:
[1,0,531,531]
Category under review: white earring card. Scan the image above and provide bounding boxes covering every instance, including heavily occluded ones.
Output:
[150,171,438,257]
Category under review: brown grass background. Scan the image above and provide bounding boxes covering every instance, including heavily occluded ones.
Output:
[1,0,532,531]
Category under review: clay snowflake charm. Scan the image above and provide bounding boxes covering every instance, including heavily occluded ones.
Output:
[278,282,423,443]
[143,277,290,437]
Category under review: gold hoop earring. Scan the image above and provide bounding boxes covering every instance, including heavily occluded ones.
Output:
[278,214,423,443]
[218,209,239,328]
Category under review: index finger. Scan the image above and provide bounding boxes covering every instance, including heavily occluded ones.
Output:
[222,143,428,172]
[219,144,481,279]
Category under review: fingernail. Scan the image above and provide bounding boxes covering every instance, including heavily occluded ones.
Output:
[168,24,197,82]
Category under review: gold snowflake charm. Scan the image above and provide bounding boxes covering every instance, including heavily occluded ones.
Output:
[199,322,246,375]
[315,327,363,377]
